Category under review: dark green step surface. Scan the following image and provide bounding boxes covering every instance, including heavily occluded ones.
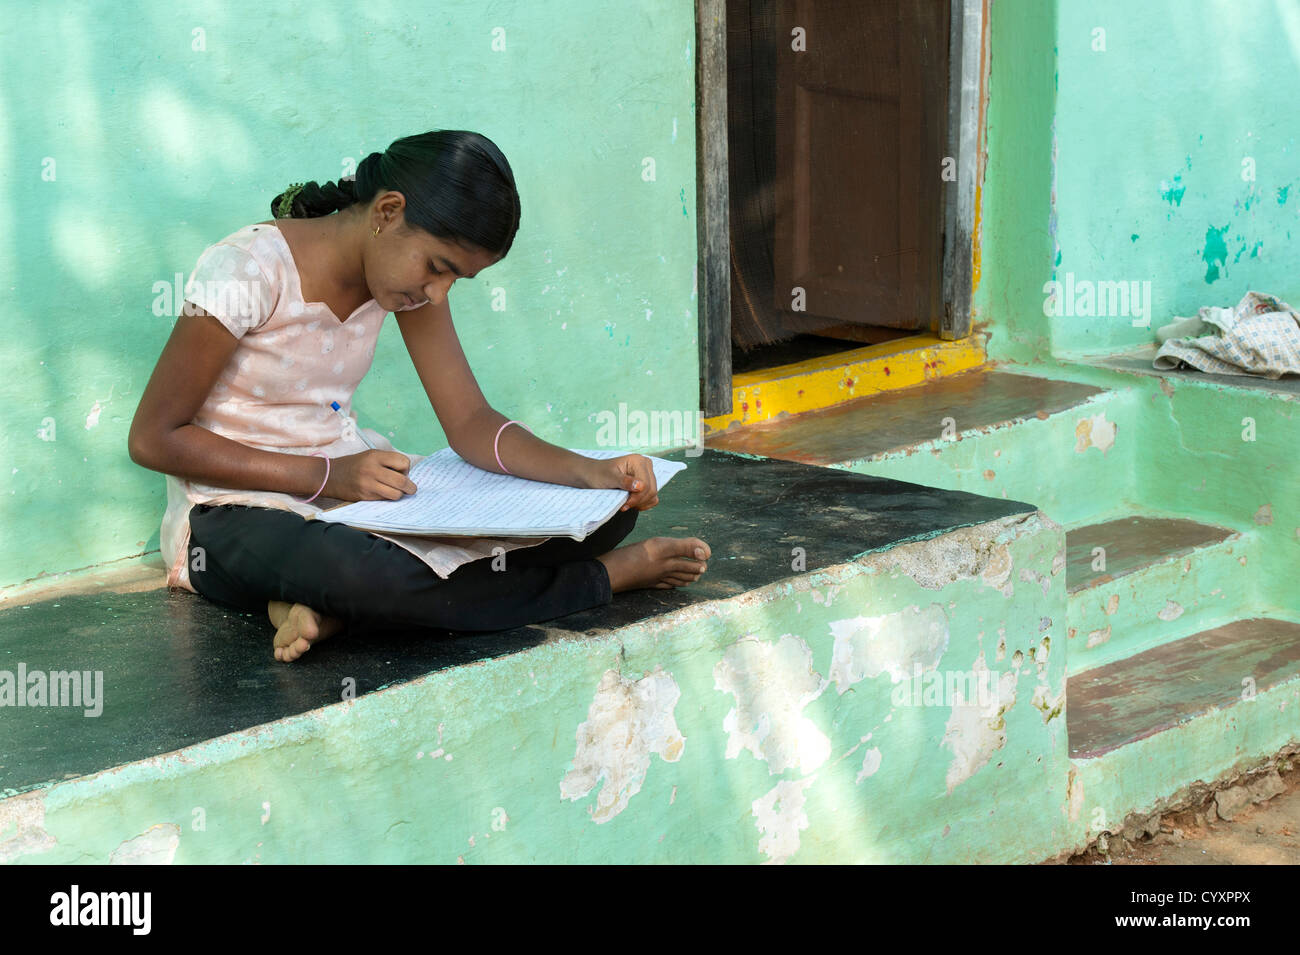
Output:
[0,448,1034,795]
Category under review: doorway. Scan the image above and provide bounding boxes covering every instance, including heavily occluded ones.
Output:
[697,0,985,416]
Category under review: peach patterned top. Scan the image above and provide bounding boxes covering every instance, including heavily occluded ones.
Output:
[160,222,548,595]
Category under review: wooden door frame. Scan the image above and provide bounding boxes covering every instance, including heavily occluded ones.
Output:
[696,0,988,417]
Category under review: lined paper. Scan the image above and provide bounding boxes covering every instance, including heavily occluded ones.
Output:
[314,448,687,539]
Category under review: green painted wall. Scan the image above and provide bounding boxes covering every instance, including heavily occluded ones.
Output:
[853,386,1139,528]
[0,0,699,591]
[972,0,1058,364]
[979,0,1300,362]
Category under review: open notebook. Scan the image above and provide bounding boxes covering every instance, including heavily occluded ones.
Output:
[312,448,688,540]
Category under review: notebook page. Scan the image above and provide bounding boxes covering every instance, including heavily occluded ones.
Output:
[315,448,687,538]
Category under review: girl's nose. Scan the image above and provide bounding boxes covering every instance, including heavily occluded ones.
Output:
[424,277,455,305]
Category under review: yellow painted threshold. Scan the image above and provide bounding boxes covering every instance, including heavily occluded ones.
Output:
[704,333,986,435]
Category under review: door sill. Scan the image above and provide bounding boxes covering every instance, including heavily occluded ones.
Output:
[705,333,987,435]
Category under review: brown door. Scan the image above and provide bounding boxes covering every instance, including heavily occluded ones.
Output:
[729,0,950,347]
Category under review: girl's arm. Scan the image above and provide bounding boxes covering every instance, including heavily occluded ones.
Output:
[395,298,657,507]
[396,298,602,487]
[128,306,332,497]
[457,405,601,487]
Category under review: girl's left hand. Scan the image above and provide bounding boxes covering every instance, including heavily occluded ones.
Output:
[592,454,659,511]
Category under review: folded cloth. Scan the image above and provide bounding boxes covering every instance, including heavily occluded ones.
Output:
[1155,314,1209,343]
[1154,291,1300,379]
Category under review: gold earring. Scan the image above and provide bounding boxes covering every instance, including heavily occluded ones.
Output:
[372,226,380,237]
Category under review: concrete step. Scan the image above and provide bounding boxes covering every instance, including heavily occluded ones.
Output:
[1063,515,1262,672]
[1066,617,1300,845]
[0,446,1036,797]
[1,448,1075,864]
[1090,346,1300,400]
[1069,617,1300,758]
[1042,351,1298,647]
[706,367,1129,526]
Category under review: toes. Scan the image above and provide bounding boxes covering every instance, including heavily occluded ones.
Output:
[274,637,311,663]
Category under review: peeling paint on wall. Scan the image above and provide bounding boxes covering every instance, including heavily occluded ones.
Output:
[1029,637,1063,725]
[811,584,844,607]
[1074,412,1116,454]
[1066,767,1083,823]
[1158,174,1186,208]
[0,792,56,862]
[1030,679,1064,726]
[752,776,815,864]
[1202,223,1229,283]
[560,666,685,823]
[856,747,883,783]
[110,823,181,864]
[714,634,830,776]
[1019,566,1052,596]
[857,513,1038,592]
[941,652,1017,794]
[828,603,950,693]
[1052,549,1066,577]
[982,543,1014,595]
[1157,600,1184,622]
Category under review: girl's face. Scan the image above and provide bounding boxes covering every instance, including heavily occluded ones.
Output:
[363,196,502,313]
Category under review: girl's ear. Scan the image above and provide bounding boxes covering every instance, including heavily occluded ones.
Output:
[373,190,408,230]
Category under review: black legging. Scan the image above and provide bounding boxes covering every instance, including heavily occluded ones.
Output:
[186,502,638,633]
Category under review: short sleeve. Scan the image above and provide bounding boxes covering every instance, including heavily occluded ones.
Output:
[182,243,278,339]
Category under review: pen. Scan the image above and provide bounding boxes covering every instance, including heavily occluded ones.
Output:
[331,400,376,449]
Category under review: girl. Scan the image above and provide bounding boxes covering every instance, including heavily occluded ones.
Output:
[128,130,711,662]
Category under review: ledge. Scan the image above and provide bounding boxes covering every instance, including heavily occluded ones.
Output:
[0,448,1035,798]
[1089,346,1300,400]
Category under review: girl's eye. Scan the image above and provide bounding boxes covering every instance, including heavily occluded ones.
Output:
[429,262,444,275]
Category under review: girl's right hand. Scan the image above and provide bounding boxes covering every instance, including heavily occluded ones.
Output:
[322,450,418,502]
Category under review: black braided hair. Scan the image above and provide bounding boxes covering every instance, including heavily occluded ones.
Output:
[270,178,357,219]
[269,130,521,258]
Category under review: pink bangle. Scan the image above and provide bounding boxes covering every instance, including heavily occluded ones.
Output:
[295,452,330,503]
[494,419,533,475]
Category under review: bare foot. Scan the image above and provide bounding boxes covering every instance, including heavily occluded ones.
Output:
[596,537,711,593]
[267,600,345,662]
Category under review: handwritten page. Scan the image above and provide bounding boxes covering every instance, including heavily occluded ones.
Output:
[313,448,688,539]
